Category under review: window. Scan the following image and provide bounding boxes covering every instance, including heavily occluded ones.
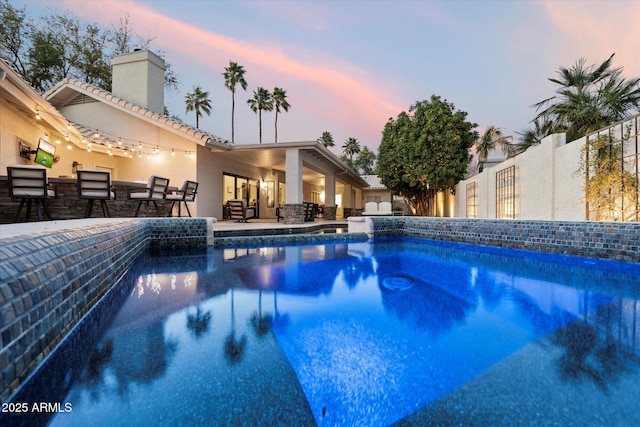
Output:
[496,166,515,219]
[466,182,477,218]
[364,195,382,203]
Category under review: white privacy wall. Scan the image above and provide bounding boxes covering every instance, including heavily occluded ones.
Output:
[455,133,587,220]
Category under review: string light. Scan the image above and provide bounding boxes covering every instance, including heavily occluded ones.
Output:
[33,106,200,159]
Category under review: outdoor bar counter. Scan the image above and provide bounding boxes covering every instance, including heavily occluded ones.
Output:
[0,175,175,224]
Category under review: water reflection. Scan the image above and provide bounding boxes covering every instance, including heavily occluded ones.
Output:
[186,305,212,339]
[250,290,272,338]
[552,298,639,391]
[224,288,247,364]
[33,239,639,427]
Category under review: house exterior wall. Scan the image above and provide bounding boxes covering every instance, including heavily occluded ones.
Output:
[363,189,392,204]
[197,147,276,219]
[455,133,585,220]
[58,102,197,183]
[0,95,118,176]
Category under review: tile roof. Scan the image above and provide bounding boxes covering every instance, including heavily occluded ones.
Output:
[44,78,230,148]
[361,175,387,189]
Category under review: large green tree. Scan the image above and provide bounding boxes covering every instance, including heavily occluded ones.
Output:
[533,53,640,142]
[272,87,290,143]
[223,61,248,144]
[0,1,177,94]
[377,95,478,216]
[247,87,274,143]
[354,146,377,174]
[185,86,212,128]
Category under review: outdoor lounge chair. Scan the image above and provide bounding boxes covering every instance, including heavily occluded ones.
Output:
[77,170,115,218]
[127,175,169,217]
[227,199,251,222]
[362,202,379,216]
[7,165,56,222]
[166,180,198,217]
[362,201,393,216]
[378,202,393,215]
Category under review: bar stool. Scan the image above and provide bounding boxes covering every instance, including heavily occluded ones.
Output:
[7,165,56,222]
[127,175,169,216]
[166,180,198,217]
[77,170,115,217]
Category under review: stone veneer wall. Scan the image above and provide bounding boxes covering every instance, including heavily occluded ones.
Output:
[368,217,640,262]
[0,177,176,224]
[282,204,305,224]
[0,218,211,401]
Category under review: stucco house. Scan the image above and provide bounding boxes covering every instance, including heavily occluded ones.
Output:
[0,51,367,223]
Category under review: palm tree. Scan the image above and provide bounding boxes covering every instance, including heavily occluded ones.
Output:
[475,126,504,167]
[342,137,361,161]
[184,86,212,129]
[272,87,290,143]
[318,131,335,147]
[510,118,553,157]
[247,87,274,143]
[223,61,248,144]
[533,53,640,142]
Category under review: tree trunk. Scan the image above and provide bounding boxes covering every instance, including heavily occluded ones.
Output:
[259,109,262,143]
[231,92,235,143]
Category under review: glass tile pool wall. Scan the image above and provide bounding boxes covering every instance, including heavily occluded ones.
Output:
[4,237,639,427]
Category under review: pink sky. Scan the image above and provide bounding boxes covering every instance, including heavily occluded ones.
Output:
[19,0,640,155]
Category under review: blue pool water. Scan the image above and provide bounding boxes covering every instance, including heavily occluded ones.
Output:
[6,237,640,426]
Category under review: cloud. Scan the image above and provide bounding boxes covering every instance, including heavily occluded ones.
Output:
[542,0,640,77]
[52,0,406,146]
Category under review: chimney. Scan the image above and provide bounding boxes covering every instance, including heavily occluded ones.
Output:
[111,50,166,114]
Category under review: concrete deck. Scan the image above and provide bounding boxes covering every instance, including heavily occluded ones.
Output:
[0,218,349,240]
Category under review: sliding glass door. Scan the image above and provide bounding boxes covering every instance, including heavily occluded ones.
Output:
[223,173,260,218]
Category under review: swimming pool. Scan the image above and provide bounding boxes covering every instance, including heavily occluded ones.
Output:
[6,237,640,426]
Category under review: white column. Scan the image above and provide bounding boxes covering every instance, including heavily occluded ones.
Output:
[285,148,303,204]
